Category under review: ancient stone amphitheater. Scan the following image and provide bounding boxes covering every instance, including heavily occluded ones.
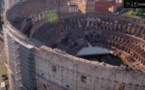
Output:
[3,0,145,90]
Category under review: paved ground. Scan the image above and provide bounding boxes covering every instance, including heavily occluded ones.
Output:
[0,38,7,86]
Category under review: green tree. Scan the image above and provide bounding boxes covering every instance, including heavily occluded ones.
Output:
[46,10,59,24]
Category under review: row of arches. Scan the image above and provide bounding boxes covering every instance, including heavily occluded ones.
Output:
[63,17,145,40]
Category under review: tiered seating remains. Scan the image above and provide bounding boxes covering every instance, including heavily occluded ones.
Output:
[32,15,145,68]
[85,30,145,66]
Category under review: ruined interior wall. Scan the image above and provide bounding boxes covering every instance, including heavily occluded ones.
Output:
[35,46,145,90]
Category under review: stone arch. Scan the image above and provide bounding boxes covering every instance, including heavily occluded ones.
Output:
[119,83,126,90]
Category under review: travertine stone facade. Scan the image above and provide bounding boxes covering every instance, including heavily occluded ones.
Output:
[35,46,145,90]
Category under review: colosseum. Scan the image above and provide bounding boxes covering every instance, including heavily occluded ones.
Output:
[3,0,145,90]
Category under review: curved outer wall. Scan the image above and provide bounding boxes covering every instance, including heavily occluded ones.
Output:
[3,22,37,90]
[3,0,145,90]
